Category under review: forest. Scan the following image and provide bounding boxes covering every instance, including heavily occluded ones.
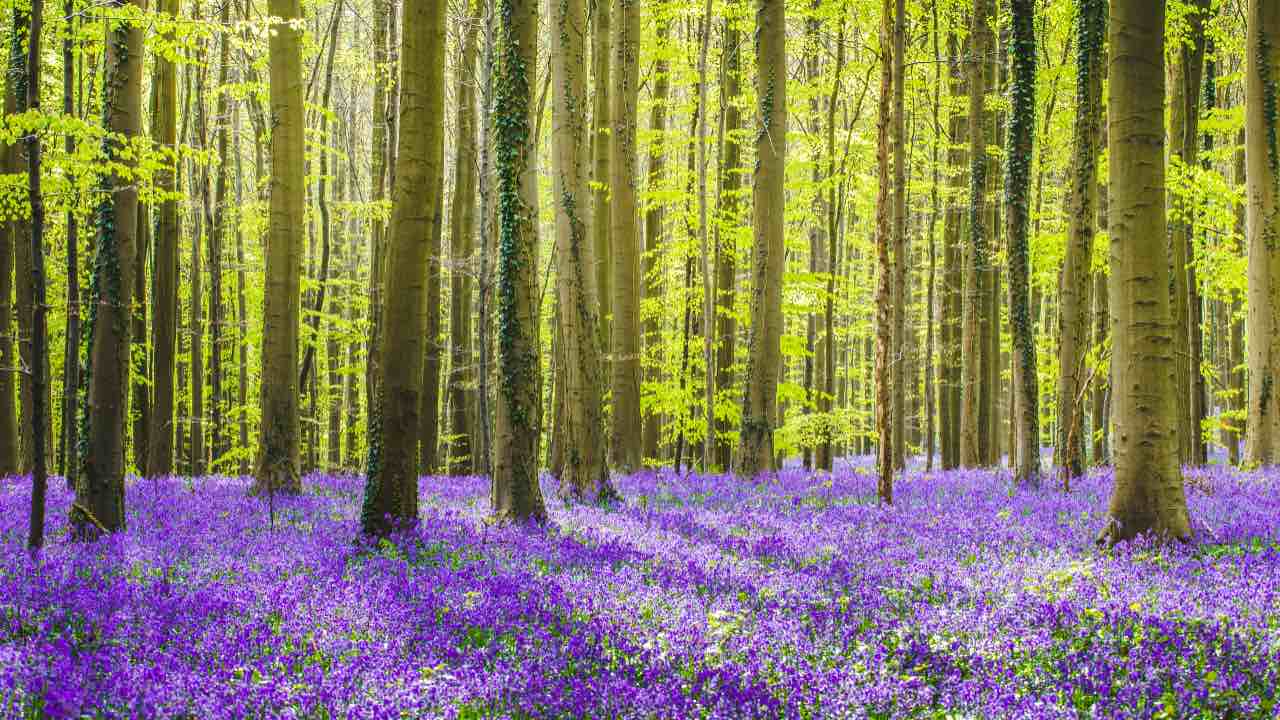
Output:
[2,0,1280,714]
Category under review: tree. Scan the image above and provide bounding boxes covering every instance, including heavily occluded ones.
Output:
[735,0,786,477]
[889,0,905,472]
[491,0,547,522]
[253,0,306,495]
[873,0,893,502]
[1245,0,1280,466]
[1168,0,1210,465]
[939,29,967,471]
[0,21,18,477]
[25,0,48,550]
[448,1,481,475]
[361,0,447,534]
[1101,0,1191,544]
[74,0,144,537]
[641,14,670,462]
[146,0,179,478]
[608,0,642,472]
[1056,0,1104,483]
[591,0,611,357]
[1005,0,1039,488]
[959,0,995,468]
[551,0,614,501]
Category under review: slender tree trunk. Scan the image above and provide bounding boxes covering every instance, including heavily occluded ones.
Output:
[889,0,906,472]
[191,47,211,477]
[146,0,180,477]
[1167,0,1210,466]
[74,0,143,537]
[1006,0,1039,488]
[447,3,481,475]
[366,0,391,421]
[1244,0,1280,466]
[233,102,250,475]
[25,0,47,549]
[591,0,612,360]
[419,169,444,474]
[817,12,846,473]
[959,0,994,468]
[735,0,787,478]
[1227,132,1247,465]
[608,0,642,472]
[1102,0,1191,544]
[253,0,307,494]
[872,0,893,502]
[1056,0,1104,483]
[641,17,670,462]
[10,7,33,474]
[940,30,966,471]
[58,0,78,486]
[0,24,19,477]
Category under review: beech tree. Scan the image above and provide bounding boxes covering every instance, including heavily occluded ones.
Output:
[361,0,446,534]
[1246,0,1280,465]
[735,0,786,477]
[1102,0,1191,543]
[74,0,144,537]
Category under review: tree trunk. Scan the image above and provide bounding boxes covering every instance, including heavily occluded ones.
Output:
[253,0,306,494]
[551,0,614,501]
[366,0,391,422]
[940,30,966,471]
[735,0,786,478]
[24,0,47,549]
[1006,0,1039,488]
[145,0,180,477]
[210,0,231,468]
[491,0,547,522]
[1102,0,1191,544]
[1056,0,1104,483]
[873,0,894,502]
[590,0,612,363]
[1167,0,1210,466]
[608,0,642,472]
[447,3,481,475]
[419,169,444,474]
[1245,0,1280,466]
[889,0,906,472]
[75,0,143,537]
[641,17,670,462]
[959,0,994,468]
[58,0,78,486]
[233,102,250,476]
[360,0,446,533]
[818,11,846,473]
[0,28,19,477]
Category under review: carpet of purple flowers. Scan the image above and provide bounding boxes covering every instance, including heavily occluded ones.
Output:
[2,461,1280,718]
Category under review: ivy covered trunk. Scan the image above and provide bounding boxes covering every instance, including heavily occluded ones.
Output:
[490,0,546,522]
[75,0,144,537]
[1055,0,1104,483]
[872,0,893,502]
[551,0,614,502]
[1005,0,1039,489]
[608,0,642,473]
[361,0,446,534]
[1245,0,1280,466]
[959,0,994,469]
[253,0,305,495]
[735,0,786,479]
[447,3,481,476]
[1102,0,1191,544]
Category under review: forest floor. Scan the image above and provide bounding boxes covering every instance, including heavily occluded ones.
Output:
[2,460,1279,718]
